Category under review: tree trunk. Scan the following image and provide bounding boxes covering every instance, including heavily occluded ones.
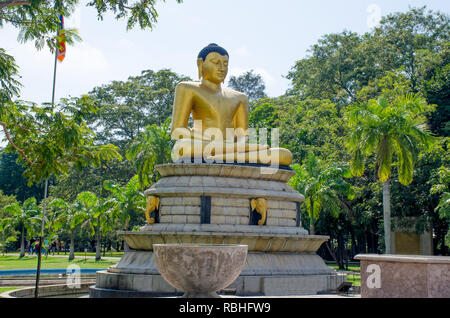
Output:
[69,229,75,261]
[325,241,339,264]
[95,227,101,261]
[309,199,315,235]
[383,180,392,254]
[19,226,25,258]
[309,222,315,235]
[337,233,345,269]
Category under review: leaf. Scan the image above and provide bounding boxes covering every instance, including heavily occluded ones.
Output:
[376,135,393,182]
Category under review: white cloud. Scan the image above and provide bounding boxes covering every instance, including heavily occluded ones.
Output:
[228,67,274,85]
[117,38,138,50]
[59,42,109,74]
[234,46,250,57]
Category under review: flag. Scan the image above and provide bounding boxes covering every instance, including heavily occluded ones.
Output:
[56,15,66,62]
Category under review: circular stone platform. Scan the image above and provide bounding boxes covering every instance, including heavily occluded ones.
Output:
[90,163,345,297]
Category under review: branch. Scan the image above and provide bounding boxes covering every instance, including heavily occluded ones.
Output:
[0,121,37,165]
[0,0,30,10]
[0,14,34,25]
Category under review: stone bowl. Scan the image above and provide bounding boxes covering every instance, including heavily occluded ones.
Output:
[153,244,248,298]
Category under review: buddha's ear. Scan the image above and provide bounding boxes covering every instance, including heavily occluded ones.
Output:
[196,58,203,80]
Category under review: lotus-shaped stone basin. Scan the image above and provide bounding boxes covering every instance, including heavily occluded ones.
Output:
[153,244,248,298]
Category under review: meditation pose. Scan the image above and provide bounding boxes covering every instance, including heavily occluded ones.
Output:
[170,43,292,166]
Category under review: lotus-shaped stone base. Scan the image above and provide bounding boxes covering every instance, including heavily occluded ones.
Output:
[153,244,248,298]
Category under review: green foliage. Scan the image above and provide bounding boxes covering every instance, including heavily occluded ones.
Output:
[103,175,145,230]
[249,96,347,164]
[85,0,183,30]
[419,43,450,137]
[430,157,450,248]
[1,5,448,257]
[0,1,81,53]
[73,191,114,239]
[88,69,190,149]
[289,152,354,234]
[286,7,449,129]
[284,7,449,255]
[0,197,41,255]
[49,69,188,201]
[368,6,449,91]
[0,197,41,233]
[249,98,279,129]
[0,48,21,104]
[1,96,122,186]
[0,189,18,212]
[228,70,266,105]
[126,118,173,189]
[0,190,20,252]
[346,75,435,185]
[0,151,45,202]
[287,31,367,109]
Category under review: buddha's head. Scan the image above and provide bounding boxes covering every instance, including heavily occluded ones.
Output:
[197,43,229,84]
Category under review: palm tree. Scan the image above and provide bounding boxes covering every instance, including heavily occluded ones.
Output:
[289,152,354,235]
[0,198,40,257]
[126,118,174,189]
[48,198,83,260]
[103,175,146,231]
[75,191,103,261]
[346,91,434,253]
[74,191,117,261]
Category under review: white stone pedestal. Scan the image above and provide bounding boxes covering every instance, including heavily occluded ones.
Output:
[89,163,345,297]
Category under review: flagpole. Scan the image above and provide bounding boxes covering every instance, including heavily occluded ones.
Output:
[34,33,59,299]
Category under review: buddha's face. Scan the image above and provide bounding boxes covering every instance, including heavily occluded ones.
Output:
[198,52,229,84]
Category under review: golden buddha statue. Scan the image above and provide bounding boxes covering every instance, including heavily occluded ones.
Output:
[170,43,292,166]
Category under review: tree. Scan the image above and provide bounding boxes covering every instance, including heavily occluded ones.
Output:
[126,118,174,189]
[346,77,435,253]
[88,69,190,149]
[249,96,347,164]
[228,70,266,105]
[0,189,18,211]
[103,175,146,232]
[286,7,449,112]
[47,197,80,259]
[278,98,347,164]
[368,7,449,92]
[1,1,183,178]
[286,30,375,112]
[417,42,450,137]
[74,191,106,261]
[0,151,45,202]
[1,96,121,185]
[0,191,18,254]
[430,152,450,249]
[289,152,354,235]
[0,197,40,257]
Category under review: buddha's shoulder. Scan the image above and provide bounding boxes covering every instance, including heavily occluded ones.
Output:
[175,81,201,90]
[222,87,248,101]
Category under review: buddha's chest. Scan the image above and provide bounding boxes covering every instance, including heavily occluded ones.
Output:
[192,91,240,121]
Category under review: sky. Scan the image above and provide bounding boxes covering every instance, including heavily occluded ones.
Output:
[2,0,450,105]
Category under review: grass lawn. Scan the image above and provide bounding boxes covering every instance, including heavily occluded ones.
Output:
[0,255,117,270]
[328,263,361,286]
[0,286,22,293]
